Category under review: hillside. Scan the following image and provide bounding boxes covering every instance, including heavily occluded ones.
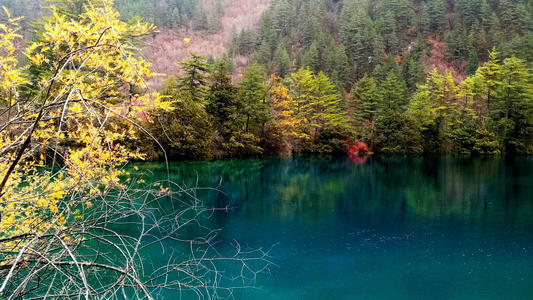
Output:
[0,0,532,159]
[143,0,271,89]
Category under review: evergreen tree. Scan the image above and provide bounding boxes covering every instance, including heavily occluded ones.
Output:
[466,49,479,75]
[273,44,291,77]
[477,49,502,113]
[178,54,210,103]
[289,68,349,151]
[239,64,269,133]
[340,1,377,81]
[349,75,381,147]
[378,72,409,111]
[427,0,446,35]
[302,41,320,73]
[145,78,213,160]
[375,112,423,154]
[446,22,469,60]
[401,52,424,91]
[207,59,239,132]
[409,70,459,153]
[191,1,207,31]
[494,57,533,153]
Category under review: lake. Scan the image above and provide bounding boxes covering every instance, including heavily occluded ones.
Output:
[135,156,533,299]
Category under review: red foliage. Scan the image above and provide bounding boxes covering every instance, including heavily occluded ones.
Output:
[395,55,402,65]
[346,140,369,158]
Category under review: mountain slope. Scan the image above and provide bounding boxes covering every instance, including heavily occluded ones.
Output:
[143,0,271,89]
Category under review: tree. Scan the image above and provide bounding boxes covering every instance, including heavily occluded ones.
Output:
[427,0,446,35]
[207,59,239,132]
[401,51,424,92]
[289,68,349,153]
[378,71,409,111]
[340,1,377,81]
[239,64,269,134]
[494,57,533,154]
[466,49,479,75]
[192,1,208,30]
[349,75,381,147]
[302,41,320,73]
[207,59,262,156]
[177,54,210,103]
[409,70,459,153]
[446,22,469,60]
[170,7,181,29]
[477,49,502,113]
[266,74,307,153]
[144,78,213,160]
[0,3,270,298]
[375,112,423,154]
[273,44,291,77]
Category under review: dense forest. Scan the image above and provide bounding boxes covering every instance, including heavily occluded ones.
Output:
[2,0,533,158]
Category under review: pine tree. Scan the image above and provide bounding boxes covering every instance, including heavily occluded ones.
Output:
[427,0,446,36]
[178,55,210,104]
[466,49,479,75]
[409,70,459,153]
[375,112,423,154]
[401,52,424,91]
[378,72,408,111]
[206,59,239,133]
[272,0,293,36]
[340,1,377,81]
[302,41,320,73]
[239,64,269,133]
[477,49,502,113]
[192,1,208,31]
[147,78,213,160]
[494,57,533,153]
[350,75,381,146]
[273,44,291,77]
[289,69,348,144]
[446,22,469,60]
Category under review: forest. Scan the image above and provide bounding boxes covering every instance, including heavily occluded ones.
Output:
[1,0,532,160]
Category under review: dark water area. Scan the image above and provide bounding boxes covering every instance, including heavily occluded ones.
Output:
[135,156,533,299]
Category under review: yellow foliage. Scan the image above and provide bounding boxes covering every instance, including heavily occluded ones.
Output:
[268,74,309,150]
[0,1,169,262]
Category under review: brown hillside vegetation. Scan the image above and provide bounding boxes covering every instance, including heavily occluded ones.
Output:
[421,37,465,83]
[143,0,271,89]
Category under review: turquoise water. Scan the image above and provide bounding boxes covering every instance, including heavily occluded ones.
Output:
[137,156,533,299]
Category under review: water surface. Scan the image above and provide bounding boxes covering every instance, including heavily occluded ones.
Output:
[138,156,533,299]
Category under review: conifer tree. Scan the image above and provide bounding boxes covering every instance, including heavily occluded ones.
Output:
[178,54,210,103]
[289,68,348,144]
[206,59,239,133]
[350,75,381,147]
[239,64,269,133]
[273,44,291,77]
[477,49,502,113]
[378,72,409,111]
[466,49,479,75]
[494,57,533,153]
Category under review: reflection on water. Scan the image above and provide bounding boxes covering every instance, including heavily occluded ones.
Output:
[137,156,533,299]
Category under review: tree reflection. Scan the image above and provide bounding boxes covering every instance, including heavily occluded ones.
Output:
[134,156,533,227]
